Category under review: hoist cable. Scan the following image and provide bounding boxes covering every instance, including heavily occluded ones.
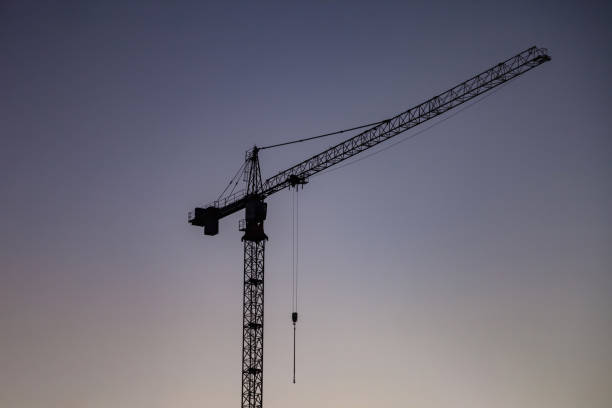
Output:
[291,190,295,312]
[293,323,296,384]
[291,188,295,382]
[259,119,388,150]
[290,187,300,384]
[295,189,299,314]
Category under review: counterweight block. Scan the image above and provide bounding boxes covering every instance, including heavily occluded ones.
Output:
[189,207,220,236]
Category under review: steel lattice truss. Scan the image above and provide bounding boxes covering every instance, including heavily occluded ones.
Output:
[242,239,265,408]
[260,46,549,197]
[190,46,549,223]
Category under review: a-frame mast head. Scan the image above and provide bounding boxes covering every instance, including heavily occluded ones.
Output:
[242,146,268,242]
[244,146,263,197]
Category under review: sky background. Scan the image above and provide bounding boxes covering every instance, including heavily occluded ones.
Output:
[1,1,611,407]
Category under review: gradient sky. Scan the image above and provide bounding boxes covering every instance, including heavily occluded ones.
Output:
[2,1,611,407]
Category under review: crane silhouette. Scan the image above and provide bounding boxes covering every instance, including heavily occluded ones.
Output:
[188,46,550,408]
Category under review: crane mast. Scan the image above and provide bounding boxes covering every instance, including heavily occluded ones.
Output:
[188,46,550,408]
[240,149,267,408]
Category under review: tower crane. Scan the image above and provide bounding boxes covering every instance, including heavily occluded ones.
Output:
[188,46,550,408]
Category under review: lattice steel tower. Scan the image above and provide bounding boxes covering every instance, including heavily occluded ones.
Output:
[240,148,267,408]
